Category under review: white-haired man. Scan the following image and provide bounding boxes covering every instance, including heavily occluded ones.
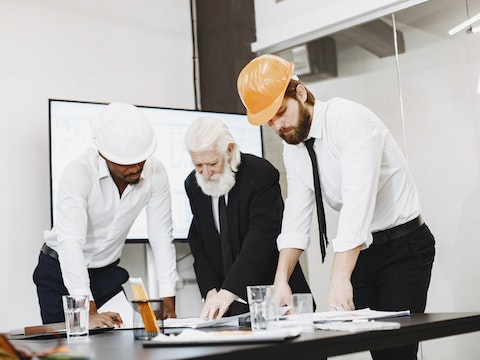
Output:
[184,116,312,320]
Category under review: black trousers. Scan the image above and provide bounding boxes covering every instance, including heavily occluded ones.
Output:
[352,223,435,360]
[33,251,129,324]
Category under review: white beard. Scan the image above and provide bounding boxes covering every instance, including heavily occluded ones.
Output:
[195,160,236,197]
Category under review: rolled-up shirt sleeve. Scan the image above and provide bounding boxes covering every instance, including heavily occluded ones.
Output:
[329,105,385,253]
[277,143,315,251]
[146,160,179,297]
[54,160,93,298]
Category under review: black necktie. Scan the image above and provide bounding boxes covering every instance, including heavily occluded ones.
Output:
[304,137,328,262]
[218,195,233,276]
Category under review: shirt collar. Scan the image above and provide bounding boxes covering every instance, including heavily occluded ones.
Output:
[98,155,111,179]
[307,100,324,140]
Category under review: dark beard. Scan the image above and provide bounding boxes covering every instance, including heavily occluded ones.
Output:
[279,101,312,145]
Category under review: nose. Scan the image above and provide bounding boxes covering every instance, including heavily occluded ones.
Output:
[199,165,213,179]
[126,162,143,175]
[268,116,283,132]
[131,163,143,172]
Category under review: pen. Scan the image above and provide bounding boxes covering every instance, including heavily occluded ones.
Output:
[314,319,371,324]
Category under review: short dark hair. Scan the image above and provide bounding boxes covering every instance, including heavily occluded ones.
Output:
[285,79,316,106]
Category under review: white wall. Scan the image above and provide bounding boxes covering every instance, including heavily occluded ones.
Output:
[272,0,480,359]
[0,0,199,331]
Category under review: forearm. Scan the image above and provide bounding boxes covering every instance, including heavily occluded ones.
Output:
[330,246,362,283]
[274,248,303,285]
[328,245,362,311]
[273,248,303,307]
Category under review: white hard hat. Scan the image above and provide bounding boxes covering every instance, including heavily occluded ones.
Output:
[93,102,157,165]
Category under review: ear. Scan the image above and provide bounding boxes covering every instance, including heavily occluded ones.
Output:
[295,84,308,103]
[227,143,235,157]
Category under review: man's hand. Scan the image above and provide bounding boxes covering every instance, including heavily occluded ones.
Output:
[162,296,176,319]
[199,288,236,320]
[88,301,123,328]
[273,279,293,310]
[327,277,354,311]
[327,246,362,311]
[273,248,302,310]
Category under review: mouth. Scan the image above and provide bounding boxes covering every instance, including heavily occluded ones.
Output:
[280,127,294,136]
[126,172,141,182]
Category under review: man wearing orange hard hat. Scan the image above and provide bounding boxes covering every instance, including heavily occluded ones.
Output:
[237,54,435,360]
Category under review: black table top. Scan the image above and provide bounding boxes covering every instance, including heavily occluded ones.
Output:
[10,312,480,360]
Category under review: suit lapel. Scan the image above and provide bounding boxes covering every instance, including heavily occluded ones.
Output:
[226,157,244,257]
[194,181,220,244]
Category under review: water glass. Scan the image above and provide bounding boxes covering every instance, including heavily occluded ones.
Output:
[246,285,277,331]
[292,293,314,314]
[62,295,90,338]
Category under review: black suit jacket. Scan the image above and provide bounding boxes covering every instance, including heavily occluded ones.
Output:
[185,153,312,304]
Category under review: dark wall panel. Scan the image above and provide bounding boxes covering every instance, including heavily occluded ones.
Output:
[196,0,256,114]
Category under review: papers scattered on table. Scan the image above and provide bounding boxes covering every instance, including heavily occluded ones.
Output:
[162,313,246,329]
[157,308,408,335]
[315,320,401,333]
[144,327,302,346]
[311,308,410,323]
[276,308,408,333]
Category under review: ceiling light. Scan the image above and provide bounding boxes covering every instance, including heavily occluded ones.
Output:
[448,12,480,35]
[471,26,480,33]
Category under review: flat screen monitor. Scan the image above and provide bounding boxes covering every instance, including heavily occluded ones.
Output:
[49,99,263,241]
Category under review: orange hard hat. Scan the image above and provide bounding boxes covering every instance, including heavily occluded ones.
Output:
[237,54,294,126]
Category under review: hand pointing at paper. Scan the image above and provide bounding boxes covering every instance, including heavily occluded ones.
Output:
[327,246,361,312]
[200,289,237,321]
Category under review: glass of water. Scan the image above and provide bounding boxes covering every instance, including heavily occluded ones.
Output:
[246,285,277,331]
[62,295,90,338]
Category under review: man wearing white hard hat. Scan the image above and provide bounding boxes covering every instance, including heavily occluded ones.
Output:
[34,102,179,328]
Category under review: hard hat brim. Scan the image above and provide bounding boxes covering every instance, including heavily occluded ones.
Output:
[97,140,156,165]
[246,92,285,126]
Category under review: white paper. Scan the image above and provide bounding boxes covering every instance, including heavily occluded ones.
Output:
[149,327,302,344]
[310,308,410,323]
[162,313,246,329]
[315,320,401,332]
[98,291,134,328]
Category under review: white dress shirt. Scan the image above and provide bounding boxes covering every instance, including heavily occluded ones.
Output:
[44,148,179,298]
[277,98,421,253]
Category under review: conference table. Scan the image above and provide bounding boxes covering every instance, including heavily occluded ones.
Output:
[10,312,480,359]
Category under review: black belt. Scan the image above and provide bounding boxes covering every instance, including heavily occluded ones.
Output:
[41,243,58,259]
[41,243,121,271]
[372,216,424,244]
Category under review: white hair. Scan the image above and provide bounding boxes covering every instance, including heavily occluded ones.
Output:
[184,116,241,171]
